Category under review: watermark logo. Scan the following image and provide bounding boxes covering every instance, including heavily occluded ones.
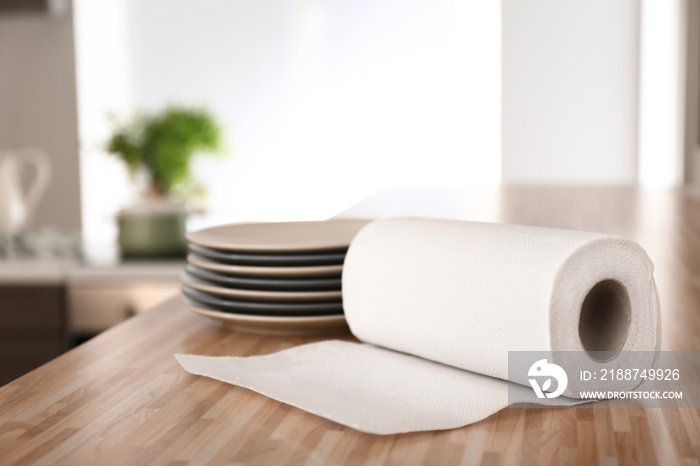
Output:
[528,359,568,398]
[510,351,695,408]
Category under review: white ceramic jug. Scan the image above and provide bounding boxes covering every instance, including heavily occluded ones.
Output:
[0,147,51,231]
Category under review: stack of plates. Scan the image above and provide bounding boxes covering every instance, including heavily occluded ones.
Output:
[182,219,369,335]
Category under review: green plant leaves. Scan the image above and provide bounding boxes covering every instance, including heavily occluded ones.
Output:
[106,105,225,198]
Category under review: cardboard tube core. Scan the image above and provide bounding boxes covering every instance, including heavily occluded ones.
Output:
[578,279,631,362]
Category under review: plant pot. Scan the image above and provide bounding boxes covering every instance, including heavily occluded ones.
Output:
[117,200,188,259]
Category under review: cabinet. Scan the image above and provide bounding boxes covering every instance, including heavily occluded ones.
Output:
[0,285,66,386]
[0,261,182,385]
[67,281,179,334]
[66,261,181,335]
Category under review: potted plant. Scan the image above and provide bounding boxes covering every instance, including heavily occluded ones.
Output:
[107,105,224,259]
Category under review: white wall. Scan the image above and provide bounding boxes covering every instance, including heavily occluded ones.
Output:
[124,0,500,224]
[75,0,661,243]
[502,0,640,184]
[0,14,81,231]
[638,0,683,186]
[73,0,134,246]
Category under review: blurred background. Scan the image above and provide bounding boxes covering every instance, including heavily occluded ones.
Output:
[0,0,692,384]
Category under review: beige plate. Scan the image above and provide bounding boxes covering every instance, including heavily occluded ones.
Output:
[181,273,342,302]
[184,300,349,336]
[186,219,371,252]
[187,254,343,278]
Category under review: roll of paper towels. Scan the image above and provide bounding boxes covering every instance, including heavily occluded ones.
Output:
[177,218,662,434]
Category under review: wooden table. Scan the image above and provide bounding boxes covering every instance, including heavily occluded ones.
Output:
[1,187,699,465]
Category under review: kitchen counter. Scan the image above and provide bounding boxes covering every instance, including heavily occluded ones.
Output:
[1,186,699,465]
[0,259,183,285]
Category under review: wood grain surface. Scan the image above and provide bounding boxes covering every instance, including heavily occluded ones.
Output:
[1,186,700,465]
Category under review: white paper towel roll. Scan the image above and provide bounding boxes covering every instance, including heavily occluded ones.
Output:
[177,218,662,434]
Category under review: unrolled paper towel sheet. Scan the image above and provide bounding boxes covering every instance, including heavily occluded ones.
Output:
[177,218,662,434]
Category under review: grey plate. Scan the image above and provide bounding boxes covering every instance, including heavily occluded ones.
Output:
[188,243,345,266]
[185,264,341,291]
[183,298,349,336]
[182,273,342,302]
[181,286,343,316]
